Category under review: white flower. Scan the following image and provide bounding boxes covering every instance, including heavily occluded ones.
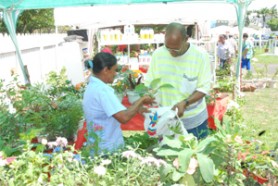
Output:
[41,138,48,145]
[56,137,68,147]
[122,150,141,159]
[0,159,7,167]
[227,100,240,111]
[94,165,106,176]
[234,136,243,144]
[47,142,58,149]
[225,134,232,143]
[186,157,198,175]
[271,160,278,168]
[101,159,112,166]
[157,159,167,167]
[140,157,166,167]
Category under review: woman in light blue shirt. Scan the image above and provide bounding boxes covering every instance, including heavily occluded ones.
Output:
[83,52,153,155]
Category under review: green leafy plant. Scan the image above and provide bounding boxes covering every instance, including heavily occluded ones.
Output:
[135,78,174,97]
[154,134,217,184]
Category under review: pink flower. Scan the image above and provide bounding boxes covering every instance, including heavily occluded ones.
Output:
[186,157,198,175]
[5,157,16,165]
[173,158,179,169]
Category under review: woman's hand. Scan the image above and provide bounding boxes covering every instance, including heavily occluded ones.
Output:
[138,106,150,114]
[172,101,186,117]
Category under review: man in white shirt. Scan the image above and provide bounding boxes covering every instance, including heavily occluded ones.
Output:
[217,34,233,69]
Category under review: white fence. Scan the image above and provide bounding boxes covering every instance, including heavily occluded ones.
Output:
[0,34,85,85]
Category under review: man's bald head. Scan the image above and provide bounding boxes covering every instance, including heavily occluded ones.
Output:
[165,22,187,40]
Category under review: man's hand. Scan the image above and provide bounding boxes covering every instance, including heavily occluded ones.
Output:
[172,101,186,117]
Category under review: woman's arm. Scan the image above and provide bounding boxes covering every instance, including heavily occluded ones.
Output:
[113,96,153,124]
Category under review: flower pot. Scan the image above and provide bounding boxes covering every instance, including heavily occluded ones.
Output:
[126,90,140,104]
[116,92,124,102]
[264,48,269,53]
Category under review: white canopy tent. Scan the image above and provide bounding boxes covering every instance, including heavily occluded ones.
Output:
[1,0,255,97]
[54,3,237,28]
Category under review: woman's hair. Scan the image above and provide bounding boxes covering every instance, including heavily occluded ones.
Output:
[92,52,117,74]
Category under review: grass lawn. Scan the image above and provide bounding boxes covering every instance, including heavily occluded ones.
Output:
[253,48,278,64]
[241,88,278,150]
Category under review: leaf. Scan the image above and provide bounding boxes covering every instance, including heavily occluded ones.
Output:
[149,78,161,89]
[134,84,148,96]
[197,153,215,183]
[156,83,174,90]
[178,148,194,172]
[172,169,185,182]
[156,148,180,157]
[161,136,182,149]
[179,174,196,186]
[196,136,216,153]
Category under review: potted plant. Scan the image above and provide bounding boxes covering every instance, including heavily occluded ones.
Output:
[264,41,269,53]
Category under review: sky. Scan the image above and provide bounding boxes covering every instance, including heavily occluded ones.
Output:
[249,0,278,10]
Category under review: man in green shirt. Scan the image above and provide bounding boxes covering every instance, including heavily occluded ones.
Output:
[144,22,212,139]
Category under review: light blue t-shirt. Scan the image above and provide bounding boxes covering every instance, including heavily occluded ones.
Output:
[242,39,253,59]
[83,76,126,154]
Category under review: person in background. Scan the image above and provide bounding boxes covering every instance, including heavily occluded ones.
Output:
[83,52,153,155]
[217,34,233,69]
[228,35,238,58]
[241,33,254,71]
[144,22,212,139]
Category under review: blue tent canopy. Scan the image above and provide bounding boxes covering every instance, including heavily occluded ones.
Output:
[0,0,253,95]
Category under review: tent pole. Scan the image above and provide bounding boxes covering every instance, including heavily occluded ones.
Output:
[233,0,252,98]
[3,9,30,84]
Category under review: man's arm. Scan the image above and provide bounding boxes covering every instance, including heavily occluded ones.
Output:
[173,52,211,117]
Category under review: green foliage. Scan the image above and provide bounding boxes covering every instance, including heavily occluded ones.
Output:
[267,18,278,31]
[0,68,83,153]
[0,9,55,34]
[0,141,165,185]
[155,134,216,184]
[135,77,174,97]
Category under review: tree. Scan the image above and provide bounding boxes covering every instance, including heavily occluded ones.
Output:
[267,18,278,31]
[257,7,270,27]
[0,9,54,34]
